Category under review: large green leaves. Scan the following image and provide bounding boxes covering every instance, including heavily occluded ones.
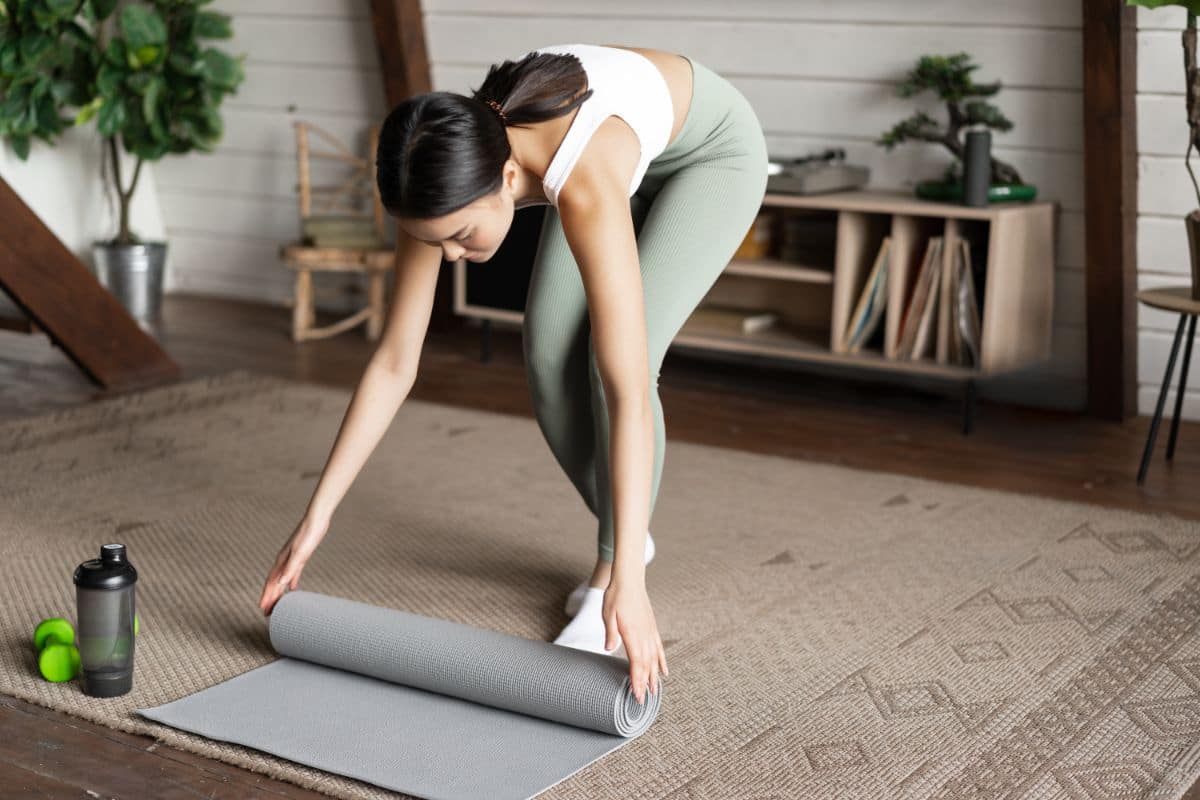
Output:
[0,0,243,161]
[88,0,117,20]
[199,46,240,89]
[193,10,230,38]
[0,0,97,152]
[120,5,165,51]
[31,0,81,30]
[96,93,126,136]
[120,4,164,67]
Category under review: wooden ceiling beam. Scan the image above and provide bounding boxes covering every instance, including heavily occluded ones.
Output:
[1082,0,1139,419]
[0,177,180,390]
[369,0,465,334]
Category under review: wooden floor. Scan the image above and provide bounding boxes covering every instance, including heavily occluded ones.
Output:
[2,293,1198,798]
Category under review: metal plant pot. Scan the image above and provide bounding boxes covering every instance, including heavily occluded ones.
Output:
[91,240,168,324]
[1186,211,1200,301]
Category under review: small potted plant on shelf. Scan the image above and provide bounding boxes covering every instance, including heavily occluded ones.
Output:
[876,52,1037,204]
[1128,0,1200,299]
[0,0,245,324]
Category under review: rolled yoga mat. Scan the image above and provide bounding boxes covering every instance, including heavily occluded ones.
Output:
[136,590,663,800]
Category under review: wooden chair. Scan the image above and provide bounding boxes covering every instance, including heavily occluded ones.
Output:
[279,121,395,342]
[1136,282,1199,484]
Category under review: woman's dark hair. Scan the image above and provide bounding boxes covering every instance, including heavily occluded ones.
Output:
[376,52,593,219]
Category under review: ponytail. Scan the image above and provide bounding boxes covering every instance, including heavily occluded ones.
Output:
[376,51,591,219]
[470,51,592,129]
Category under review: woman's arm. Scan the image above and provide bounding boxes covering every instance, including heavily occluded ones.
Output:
[558,157,668,703]
[259,231,442,615]
[304,230,444,524]
[558,181,653,578]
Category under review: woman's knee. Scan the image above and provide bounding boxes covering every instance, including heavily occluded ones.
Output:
[526,327,591,405]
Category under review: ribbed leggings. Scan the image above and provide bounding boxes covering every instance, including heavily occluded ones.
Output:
[521,56,769,562]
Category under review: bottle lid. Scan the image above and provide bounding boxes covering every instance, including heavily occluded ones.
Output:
[74,543,138,590]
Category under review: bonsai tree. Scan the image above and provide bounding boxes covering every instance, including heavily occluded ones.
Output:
[877,52,1024,186]
[0,0,245,245]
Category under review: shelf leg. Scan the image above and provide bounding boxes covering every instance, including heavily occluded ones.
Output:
[1139,313,1187,485]
[1166,313,1197,462]
[479,319,492,364]
[961,379,976,436]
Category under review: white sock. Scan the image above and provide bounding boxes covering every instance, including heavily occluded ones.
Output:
[563,531,655,616]
[553,587,619,655]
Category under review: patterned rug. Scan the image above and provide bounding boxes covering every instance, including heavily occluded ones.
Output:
[2,368,1199,799]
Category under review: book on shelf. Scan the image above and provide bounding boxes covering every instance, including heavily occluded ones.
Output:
[891,237,929,356]
[896,237,942,360]
[952,239,982,367]
[954,246,966,363]
[936,232,956,363]
[843,236,890,354]
[934,229,987,364]
[894,237,935,358]
[684,304,780,335]
[910,238,944,361]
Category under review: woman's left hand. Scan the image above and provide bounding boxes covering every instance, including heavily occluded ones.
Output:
[602,570,668,704]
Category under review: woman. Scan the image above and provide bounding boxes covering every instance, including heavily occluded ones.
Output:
[258,43,768,706]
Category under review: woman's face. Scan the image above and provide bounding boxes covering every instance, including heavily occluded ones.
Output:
[397,160,517,263]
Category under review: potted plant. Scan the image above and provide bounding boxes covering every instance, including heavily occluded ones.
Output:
[876,52,1037,203]
[1129,0,1200,299]
[0,0,245,323]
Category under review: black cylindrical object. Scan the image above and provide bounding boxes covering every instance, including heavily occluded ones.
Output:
[74,543,138,697]
[963,128,992,207]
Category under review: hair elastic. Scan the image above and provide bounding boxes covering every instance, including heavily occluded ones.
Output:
[483,98,508,124]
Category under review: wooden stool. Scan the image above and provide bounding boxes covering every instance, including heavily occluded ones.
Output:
[279,121,395,342]
[1136,285,1199,484]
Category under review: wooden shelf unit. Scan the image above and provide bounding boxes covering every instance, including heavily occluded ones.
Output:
[453,188,1056,383]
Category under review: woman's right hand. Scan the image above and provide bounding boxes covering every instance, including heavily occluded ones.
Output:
[259,516,330,616]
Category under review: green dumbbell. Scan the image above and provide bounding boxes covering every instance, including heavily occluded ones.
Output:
[33,617,74,652]
[39,642,81,683]
[32,614,139,683]
[33,618,79,682]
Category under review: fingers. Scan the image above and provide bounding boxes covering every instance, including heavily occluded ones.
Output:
[604,610,619,653]
[600,586,666,704]
[259,575,284,616]
[260,522,324,617]
[259,550,287,614]
[259,549,302,616]
[258,571,279,614]
[629,647,657,704]
[617,619,663,705]
[649,645,660,698]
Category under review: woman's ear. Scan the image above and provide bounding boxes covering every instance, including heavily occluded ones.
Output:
[502,158,520,193]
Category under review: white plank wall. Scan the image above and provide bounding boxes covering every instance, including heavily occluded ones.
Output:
[156,0,386,311]
[1137,5,1200,421]
[160,1,1195,419]
[421,0,1086,411]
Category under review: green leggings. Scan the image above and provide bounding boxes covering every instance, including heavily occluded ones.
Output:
[522,56,769,562]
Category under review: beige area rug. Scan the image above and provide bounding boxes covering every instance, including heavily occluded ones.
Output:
[3,369,1200,799]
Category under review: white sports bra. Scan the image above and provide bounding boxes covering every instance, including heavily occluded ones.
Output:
[525,43,676,208]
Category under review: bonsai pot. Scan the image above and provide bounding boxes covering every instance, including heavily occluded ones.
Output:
[92,240,168,325]
[914,180,1038,204]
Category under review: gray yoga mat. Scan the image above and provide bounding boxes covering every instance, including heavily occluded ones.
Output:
[136,590,663,800]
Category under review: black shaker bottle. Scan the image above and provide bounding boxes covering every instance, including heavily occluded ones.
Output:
[73,543,137,697]
[962,127,992,207]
